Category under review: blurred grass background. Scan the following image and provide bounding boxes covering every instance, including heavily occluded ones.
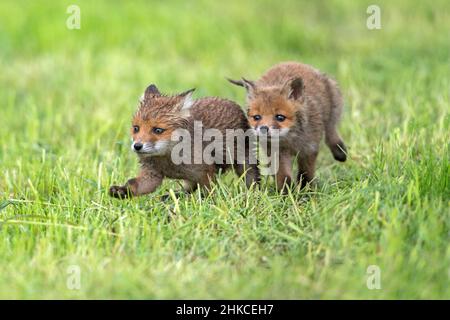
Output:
[0,0,448,299]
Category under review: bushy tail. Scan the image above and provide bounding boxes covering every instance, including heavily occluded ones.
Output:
[324,77,347,162]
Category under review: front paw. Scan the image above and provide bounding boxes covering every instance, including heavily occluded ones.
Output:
[109,185,132,199]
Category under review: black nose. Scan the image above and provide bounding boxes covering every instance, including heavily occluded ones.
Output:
[134,142,143,151]
[259,126,269,134]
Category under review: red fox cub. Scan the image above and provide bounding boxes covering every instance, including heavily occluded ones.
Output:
[228,61,347,190]
[109,84,259,199]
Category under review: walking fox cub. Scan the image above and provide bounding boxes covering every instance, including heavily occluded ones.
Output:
[109,84,259,199]
[229,61,347,190]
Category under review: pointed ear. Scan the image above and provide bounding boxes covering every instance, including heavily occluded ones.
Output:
[227,77,257,99]
[143,84,161,100]
[284,77,304,100]
[178,88,195,117]
[227,78,245,87]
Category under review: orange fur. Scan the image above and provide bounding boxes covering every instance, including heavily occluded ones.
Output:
[110,84,259,199]
[248,93,296,132]
[229,61,347,190]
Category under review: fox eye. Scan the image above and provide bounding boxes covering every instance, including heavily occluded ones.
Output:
[132,125,140,133]
[275,114,286,122]
[253,115,262,121]
[152,127,166,134]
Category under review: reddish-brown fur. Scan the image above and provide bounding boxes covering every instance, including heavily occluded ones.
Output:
[229,61,347,191]
[110,84,259,199]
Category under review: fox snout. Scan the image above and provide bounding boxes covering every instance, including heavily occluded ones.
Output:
[131,141,150,153]
[132,141,144,152]
[254,124,272,135]
[258,125,269,134]
[253,124,290,137]
[131,140,170,155]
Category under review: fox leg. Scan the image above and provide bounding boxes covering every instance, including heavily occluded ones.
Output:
[234,162,260,188]
[109,167,163,199]
[235,163,260,188]
[297,151,318,189]
[158,180,195,201]
[196,166,217,191]
[163,167,216,200]
[161,170,220,200]
[183,180,199,193]
[275,151,293,192]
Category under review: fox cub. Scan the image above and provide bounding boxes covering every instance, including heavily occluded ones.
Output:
[229,61,347,190]
[110,84,259,199]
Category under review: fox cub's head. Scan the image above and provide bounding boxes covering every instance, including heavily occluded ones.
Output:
[131,84,194,156]
[228,77,304,137]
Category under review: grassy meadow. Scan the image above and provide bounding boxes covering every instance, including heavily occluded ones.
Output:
[0,0,449,299]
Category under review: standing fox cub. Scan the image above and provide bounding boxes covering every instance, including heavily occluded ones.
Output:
[110,84,259,199]
[229,61,347,190]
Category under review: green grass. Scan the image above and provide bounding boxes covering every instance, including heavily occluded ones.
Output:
[0,0,449,299]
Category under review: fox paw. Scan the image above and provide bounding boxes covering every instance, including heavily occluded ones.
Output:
[109,185,132,199]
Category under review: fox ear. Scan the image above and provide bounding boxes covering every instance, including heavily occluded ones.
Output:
[178,88,195,117]
[284,77,304,100]
[143,84,161,100]
[227,78,245,87]
[227,77,257,99]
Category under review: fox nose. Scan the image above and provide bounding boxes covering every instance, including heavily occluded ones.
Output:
[259,126,269,134]
[133,142,143,151]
